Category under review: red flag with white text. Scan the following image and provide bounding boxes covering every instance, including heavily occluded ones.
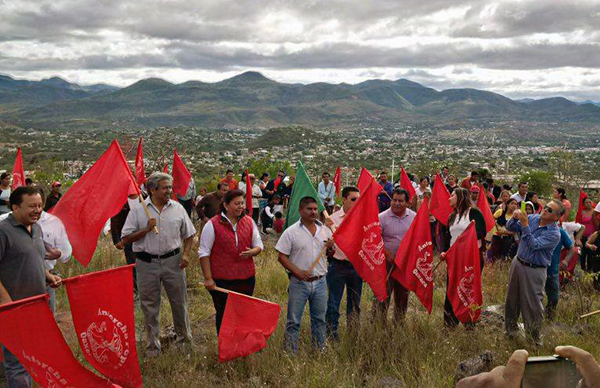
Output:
[134,138,146,187]
[245,170,253,216]
[576,189,589,223]
[430,173,452,226]
[218,292,281,363]
[445,222,483,323]
[392,197,434,313]
[0,295,116,388]
[65,265,142,388]
[334,178,388,301]
[172,150,192,197]
[476,185,495,232]
[51,140,137,266]
[333,166,342,197]
[12,147,25,190]
[400,168,416,202]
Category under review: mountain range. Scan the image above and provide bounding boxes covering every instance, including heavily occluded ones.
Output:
[1,71,599,130]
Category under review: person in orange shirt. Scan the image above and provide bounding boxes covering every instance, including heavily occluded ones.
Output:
[460,171,479,190]
[220,169,238,191]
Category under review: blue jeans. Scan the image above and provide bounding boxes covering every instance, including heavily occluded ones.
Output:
[2,346,31,388]
[326,260,363,340]
[284,276,327,353]
[545,273,560,318]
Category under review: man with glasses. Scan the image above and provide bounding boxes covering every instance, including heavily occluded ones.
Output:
[326,186,362,340]
[504,200,563,346]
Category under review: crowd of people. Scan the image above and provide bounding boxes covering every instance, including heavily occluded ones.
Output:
[1,164,600,387]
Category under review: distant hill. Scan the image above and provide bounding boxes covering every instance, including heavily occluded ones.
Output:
[1,71,600,130]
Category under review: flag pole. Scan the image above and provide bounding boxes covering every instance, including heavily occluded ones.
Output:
[212,286,272,302]
[580,309,600,319]
[308,210,335,272]
[391,159,395,185]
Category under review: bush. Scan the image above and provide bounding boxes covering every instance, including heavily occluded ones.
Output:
[517,170,554,197]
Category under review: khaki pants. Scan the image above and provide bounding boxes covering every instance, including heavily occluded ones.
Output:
[136,253,192,353]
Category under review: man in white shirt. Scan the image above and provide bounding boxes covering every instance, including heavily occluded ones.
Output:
[510,182,528,204]
[276,196,334,353]
[326,186,362,341]
[318,172,336,214]
[122,172,196,357]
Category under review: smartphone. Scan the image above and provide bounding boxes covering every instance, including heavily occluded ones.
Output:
[521,356,580,388]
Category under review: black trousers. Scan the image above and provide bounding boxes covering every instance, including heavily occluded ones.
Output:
[124,243,137,292]
[179,198,193,217]
[208,277,256,334]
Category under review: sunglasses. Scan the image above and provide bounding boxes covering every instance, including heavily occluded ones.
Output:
[543,206,554,214]
[350,197,358,202]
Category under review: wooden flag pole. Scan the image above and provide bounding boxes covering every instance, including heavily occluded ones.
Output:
[212,286,270,302]
[580,309,600,319]
[139,196,159,234]
[308,210,335,272]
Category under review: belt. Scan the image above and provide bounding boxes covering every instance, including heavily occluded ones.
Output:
[517,256,543,269]
[293,275,325,282]
[137,248,180,262]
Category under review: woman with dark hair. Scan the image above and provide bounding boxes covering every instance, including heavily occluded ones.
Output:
[495,190,511,212]
[525,191,541,213]
[441,187,487,327]
[415,176,431,198]
[489,198,518,262]
[553,187,571,222]
[198,189,264,333]
[445,174,458,194]
[0,172,11,214]
[580,197,598,272]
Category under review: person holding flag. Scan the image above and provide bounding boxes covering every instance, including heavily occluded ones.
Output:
[318,172,336,214]
[441,188,487,327]
[326,186,363,341]
[276,196,334,353]
[504,200,563,345]
[373,188,416,323]
[199,189,264,334]
[121,172,196,357]
[239,173,262,225]
[377,171,394,212]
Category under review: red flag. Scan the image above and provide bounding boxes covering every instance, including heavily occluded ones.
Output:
[392,197,434,313]
[334,179,388,301]
[576,189,589,223]
[476,185,495,233]
[0,295,116,388]
[134,138,146,187]
[65,265,142,388]
[400,168,416,202]
[244,170,253,216]
[162,162,169,173]
[430,173,452,226]
[218,292,281,363]
[11,147,25,190]
[356,167,374,192]
[172,150,192,197]
[445,222,483,323]
[51,140,137,266]
[333,166,342,197]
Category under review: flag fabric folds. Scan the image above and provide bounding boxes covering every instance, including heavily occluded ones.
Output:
[162,163,169,173]
[392,197,434,313]
[430,173,452,226]
[0,295,116,388]
[400,168,416,202]
[333,166,342,197]
[171,150,192,197]
[284,161,324,229]
[476,185,495,233]
[51,140,137,266]
[218,292,281,363]
[134,138,146,187]
[12,147,25,190]
[356,167,374,193]
[575,189,589,223]
[245,170,253,216]
[445,222,483,323]
[65,265,142,388]
[333,178,388,302]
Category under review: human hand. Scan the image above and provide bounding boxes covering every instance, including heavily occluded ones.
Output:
[115,241,125,250]
[179,254,189,269]
[203,278,216,291]
[241,247,257,258]
[555,346,600,388]
[513,210,523,220]
[325,238,334,250]
[587,243,598,252]
[385,249,394,263]
[456,349,528,388]
[128,194,139,200]
[295,269,312,281]
[440,252,447,260]
[146,218,157,232]
[202,217,209,223]
[47,274,62,288]
[576,239,583,247]
[44,247,62,260]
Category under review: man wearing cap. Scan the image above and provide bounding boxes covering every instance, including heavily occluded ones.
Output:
[122,172,196,357]
[470,185,480,204]
[44,182,62,212]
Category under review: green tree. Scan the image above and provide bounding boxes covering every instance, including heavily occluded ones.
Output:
[517,170,554,197]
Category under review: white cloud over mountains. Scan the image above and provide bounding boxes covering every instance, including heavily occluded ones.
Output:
[1,0,599,100]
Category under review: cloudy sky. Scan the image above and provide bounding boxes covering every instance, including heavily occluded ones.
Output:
[1,0,600,100]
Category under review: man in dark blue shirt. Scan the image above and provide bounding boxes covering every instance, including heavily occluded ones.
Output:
[545,227,575,320]
[505,200,563,345]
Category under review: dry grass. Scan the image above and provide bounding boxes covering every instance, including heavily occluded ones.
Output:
[53,235,600,388]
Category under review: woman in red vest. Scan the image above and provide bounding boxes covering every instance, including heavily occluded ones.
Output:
[199,189,264,333]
